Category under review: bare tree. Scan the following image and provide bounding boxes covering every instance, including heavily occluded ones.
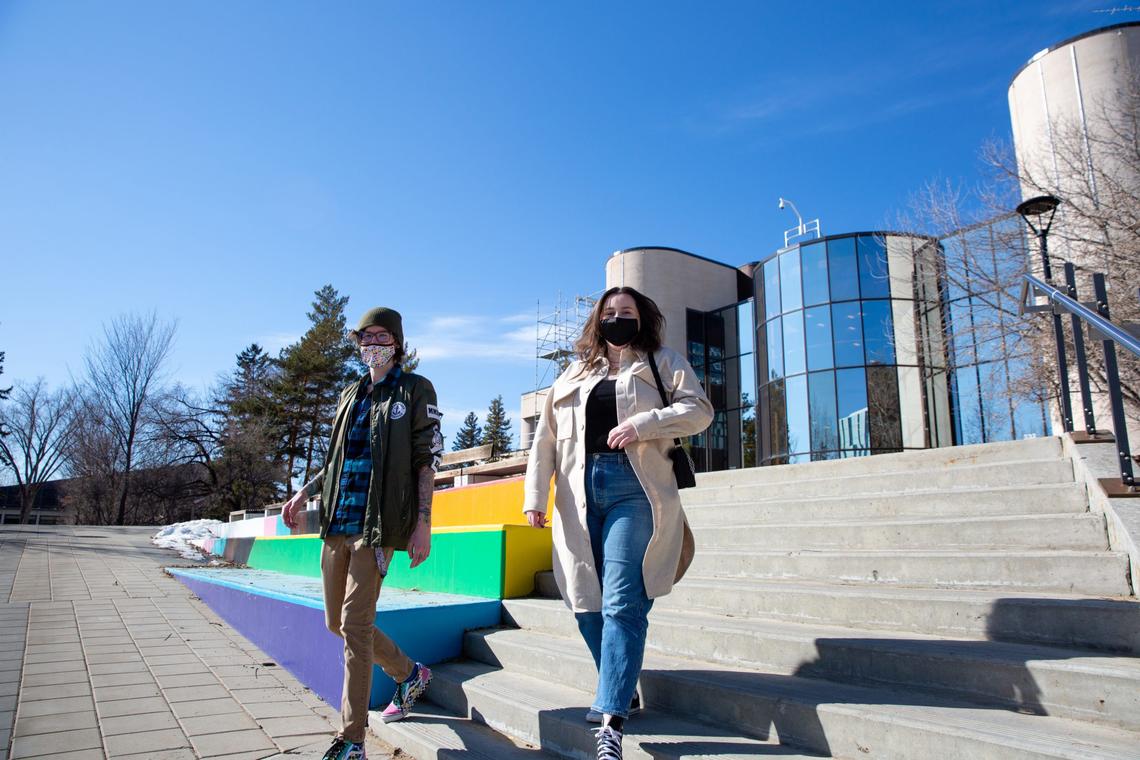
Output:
[985,79,1140,435]
[0,379,74,523]
[79,312,176,525]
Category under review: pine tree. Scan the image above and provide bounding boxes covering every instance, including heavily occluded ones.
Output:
[482,395,513,456]
[401,343,420,372]
[273,285,357,493]
[452,412,482,451]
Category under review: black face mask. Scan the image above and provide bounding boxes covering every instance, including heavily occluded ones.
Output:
[600,317,639,347]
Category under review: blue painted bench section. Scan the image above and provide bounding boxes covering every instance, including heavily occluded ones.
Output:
[168,567,501,709]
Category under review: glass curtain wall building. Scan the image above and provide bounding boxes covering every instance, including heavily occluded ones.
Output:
[753,232,945,464]
[684,226,1051,471]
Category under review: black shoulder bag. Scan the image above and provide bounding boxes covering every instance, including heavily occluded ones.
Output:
[646,352,697,489]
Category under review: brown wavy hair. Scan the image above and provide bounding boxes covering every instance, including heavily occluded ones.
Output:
[573,286,665,374]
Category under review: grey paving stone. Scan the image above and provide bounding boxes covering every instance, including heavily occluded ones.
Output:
[117,749,196,760]
[180,711,260,736]
[169,697,242,719]
[23,651,82,666]
[89,671,155,689]
[13,749,104,760]
[0,683,16,699]
[85,651,140,665]
[104,727,191,756]
[255,715,334,738]
[190,728,276,758]
[145,654,202,666]
[19,682,91,702]
[273,732,334,752]
[0,709,13,729]
[228,687,299,704]
[16,696,93,719]
[156,672,221,689]
[10,727,102,758]
[21,660,86,676]
[95,696,169,719]
[21,670,89,688]
[137,644,194,657]
[93,682,161,702]
[149,662,207,676]
[99,710,181,737]
[162,684,229,703]
[240,701,314,720]
[88,661,149,676]
[13,710,96,737]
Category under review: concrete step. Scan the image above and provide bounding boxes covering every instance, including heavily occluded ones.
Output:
[452,630,1139,759]
[693,436,1064,488]
[660,577,1140,654]
[690,513,1110,551]
[368,701,553,759]
[425,660,819,759]
[501,598,1140,732]
[685,549,1130,595]
[682,482,1090,525]
[688,458,1074,503]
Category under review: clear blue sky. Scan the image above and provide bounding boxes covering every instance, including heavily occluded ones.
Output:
[1,1,1133,445]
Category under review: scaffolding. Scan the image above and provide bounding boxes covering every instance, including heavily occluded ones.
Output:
[534,291,598,392]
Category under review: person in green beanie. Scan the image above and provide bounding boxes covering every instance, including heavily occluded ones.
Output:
[282,306,444,760]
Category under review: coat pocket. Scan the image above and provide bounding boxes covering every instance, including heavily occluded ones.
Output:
[550,383,578,440]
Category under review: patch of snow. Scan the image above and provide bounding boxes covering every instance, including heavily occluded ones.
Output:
[153,519,224,562]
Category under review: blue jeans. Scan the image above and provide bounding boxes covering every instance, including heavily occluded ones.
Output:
[574,452,655,718]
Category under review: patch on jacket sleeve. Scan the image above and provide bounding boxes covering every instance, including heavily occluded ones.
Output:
[431,429,444,453]
[427,404,443,421]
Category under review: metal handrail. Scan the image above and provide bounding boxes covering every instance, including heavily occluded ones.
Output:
[1019,270,1137,493]
[1019,275,1140,357]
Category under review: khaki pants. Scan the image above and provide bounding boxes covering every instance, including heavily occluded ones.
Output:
[322,534,414,743]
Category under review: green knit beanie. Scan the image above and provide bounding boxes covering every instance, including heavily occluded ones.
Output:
[355,307,404,348]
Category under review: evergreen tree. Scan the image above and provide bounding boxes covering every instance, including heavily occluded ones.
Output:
[401,343,420,372]
[482,395,513,456]
[452,412,482,451]
[273,285,357,493]
[0,350,9,438]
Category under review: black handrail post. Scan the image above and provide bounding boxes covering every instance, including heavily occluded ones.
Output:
[1092,273,1136,489]
[1064,263,1097,434]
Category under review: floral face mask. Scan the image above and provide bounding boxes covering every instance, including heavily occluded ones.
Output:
[360,344,397,368]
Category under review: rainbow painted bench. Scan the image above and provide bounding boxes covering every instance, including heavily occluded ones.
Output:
[172,476,556,708]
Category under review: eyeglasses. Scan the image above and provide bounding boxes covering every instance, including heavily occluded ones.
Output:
[357,331,395,346]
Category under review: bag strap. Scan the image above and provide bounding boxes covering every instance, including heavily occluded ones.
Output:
[646,351,684,447]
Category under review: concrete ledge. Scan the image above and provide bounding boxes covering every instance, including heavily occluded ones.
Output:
[1062,434,1140,596]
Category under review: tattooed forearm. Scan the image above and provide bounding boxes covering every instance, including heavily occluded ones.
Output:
[416,465,434,524]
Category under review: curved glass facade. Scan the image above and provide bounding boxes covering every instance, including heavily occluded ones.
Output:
[754,233,941,465]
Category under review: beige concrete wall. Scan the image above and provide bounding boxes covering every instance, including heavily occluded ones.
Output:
[605,248,741,357]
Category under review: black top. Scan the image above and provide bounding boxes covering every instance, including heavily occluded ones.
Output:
[585,379,620,454]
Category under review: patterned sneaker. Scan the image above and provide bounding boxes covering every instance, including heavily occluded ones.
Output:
[585,693,641,723]
[321,737,366,760]
[379,662,432,723]
[594,724,623,760]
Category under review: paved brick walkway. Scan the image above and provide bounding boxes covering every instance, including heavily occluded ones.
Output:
[0,526,397,760]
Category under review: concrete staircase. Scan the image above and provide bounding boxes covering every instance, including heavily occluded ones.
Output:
[371,436,1140,759]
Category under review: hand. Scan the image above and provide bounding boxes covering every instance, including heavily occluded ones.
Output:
[525,510,548,529]
[407,521,432,569]
[606,420,640,449]
[282,491,307,530]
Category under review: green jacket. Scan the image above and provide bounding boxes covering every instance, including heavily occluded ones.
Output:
[308,369,443,549]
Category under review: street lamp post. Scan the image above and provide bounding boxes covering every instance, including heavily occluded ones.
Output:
[1016,195,1074,433]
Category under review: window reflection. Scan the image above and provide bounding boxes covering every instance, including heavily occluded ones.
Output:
[737,303,754,355]
[804,305,833,371]
[782,310,806,376]
[766,317,784,380]
[857,235,891,299]
[768,378,787,464]
[786,374,810,463]
[832,302,864,367]
[801,242,829,306]
[809,371,838,459]
[836,367,869,456]
[827,237,860,302]
[867,365,902,451]
[764,259,781,320]
[779,250,802,314]
[862,300,895,365]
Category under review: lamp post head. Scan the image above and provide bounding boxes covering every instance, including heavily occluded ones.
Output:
[1016,194,1060,220]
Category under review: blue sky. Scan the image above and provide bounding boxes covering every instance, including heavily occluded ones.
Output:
[1,1,1133,446]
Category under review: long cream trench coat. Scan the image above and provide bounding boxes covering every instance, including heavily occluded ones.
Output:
[523,345,714,613]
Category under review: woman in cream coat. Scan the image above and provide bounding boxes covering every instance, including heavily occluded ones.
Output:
[524,286,713,760]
